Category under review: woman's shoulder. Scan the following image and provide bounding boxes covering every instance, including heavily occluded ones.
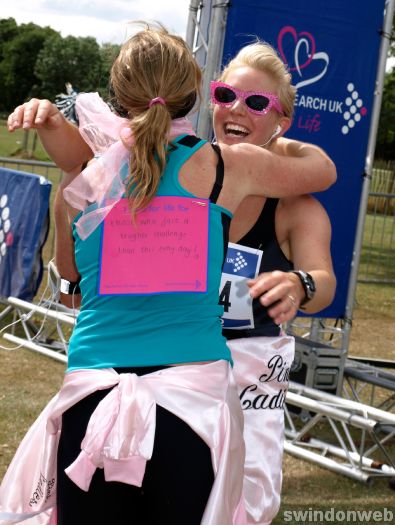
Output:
[279,193,325,213]
[277,194,331,231]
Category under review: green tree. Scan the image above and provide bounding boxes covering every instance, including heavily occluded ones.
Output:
[376,69,395,159]
[0,18,18,62]
[0,18,18,110]
[0,18,120,113]
[390,13,395,58]
[34,35,103,100]
[97,43,121,100]
[0,21,57,111]
[375,14,395,159]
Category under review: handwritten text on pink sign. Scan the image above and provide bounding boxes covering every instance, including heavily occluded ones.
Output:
[99,196,209,294]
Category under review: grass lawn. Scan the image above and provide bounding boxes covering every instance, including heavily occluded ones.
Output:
[360,213,395,282]
[0,119,50,161]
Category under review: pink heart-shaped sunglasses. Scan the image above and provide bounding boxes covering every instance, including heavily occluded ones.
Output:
[210,81,283,116]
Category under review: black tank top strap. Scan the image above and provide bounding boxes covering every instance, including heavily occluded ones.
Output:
[175,135,203,148]
[209,143,224,204]
[258,198,279,245]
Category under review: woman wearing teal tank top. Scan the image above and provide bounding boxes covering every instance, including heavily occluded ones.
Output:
[4,23,336,525]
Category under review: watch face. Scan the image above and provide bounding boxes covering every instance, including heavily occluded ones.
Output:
[292,270,316,304]
[60,279,70,294]
[306,273,316,294]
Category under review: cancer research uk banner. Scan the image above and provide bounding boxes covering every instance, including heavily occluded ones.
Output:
[222,0,386,318]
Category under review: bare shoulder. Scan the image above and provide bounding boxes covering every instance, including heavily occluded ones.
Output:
[270,137,304,156]
[189,141,220,166]
[279,194,328,217]
[277,194,331,234]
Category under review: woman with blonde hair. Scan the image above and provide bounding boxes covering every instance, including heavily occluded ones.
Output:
[4,26,335,525]
[212,41,336,524]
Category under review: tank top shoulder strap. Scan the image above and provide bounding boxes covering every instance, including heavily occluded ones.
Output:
[259,198,279,242]
[209,143,224,204]
[173,134,204,150]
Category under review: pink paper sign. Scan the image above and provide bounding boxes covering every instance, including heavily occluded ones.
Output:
[99,196,209,295]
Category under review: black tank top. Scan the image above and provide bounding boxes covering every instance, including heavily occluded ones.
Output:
[222,198,293,339]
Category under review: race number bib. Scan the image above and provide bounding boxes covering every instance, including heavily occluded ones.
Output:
[219,243,263,329]
[99,196,209,295]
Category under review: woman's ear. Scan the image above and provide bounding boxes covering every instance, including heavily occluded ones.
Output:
[276,116,292,137]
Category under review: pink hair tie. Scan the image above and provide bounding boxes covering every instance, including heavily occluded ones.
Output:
[149,97,166,108]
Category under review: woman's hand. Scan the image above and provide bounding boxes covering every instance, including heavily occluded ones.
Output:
[247,270,305,325]
[7,97,92,173]
[7,98,65,132]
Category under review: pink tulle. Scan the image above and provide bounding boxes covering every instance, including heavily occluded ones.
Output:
[63,92,196,240]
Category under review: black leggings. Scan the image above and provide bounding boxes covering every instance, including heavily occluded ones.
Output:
[57,366,214,525]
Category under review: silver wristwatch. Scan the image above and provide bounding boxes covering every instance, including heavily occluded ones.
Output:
[60,278,81,295]
[291,270,316,305]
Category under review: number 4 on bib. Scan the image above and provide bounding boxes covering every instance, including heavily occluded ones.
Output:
[219,280,232,312]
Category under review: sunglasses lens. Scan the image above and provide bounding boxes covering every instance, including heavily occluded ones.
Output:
[246,95,270,112]
[214,86,236,104]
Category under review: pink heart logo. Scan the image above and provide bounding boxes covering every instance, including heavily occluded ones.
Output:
[6,232,13,246]
[278,26,316,72]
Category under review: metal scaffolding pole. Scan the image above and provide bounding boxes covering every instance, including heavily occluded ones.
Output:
[197,2,230,139]
[186,1,231,139]
[185,0,202,49]
[343,0,395,350]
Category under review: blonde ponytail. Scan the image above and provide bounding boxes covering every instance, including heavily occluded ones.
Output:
[110,24,201,216]
[126,103,171,215]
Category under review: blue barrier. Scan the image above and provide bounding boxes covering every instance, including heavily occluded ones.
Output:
[0,167,52,300]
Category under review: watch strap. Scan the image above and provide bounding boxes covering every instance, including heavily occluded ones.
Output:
[290,270,315,306]
[60,278,81,295]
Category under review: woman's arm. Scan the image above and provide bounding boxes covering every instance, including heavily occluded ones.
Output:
[54,173,82,309]
[222,141,336,198]
[248,195,336,324]
[269,136,329,160]
[8,99,87,307]
[7,99,93,173]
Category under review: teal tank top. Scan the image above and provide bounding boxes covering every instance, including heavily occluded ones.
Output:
[67,135,233,371]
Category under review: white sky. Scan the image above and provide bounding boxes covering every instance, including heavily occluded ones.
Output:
[2,1,394,70]
[1,0,189,44]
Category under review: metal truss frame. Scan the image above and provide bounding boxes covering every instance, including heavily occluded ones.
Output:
[1,296,73,364]
[343,358,395,413]
[2,295,395,485]
[285,381,395,484]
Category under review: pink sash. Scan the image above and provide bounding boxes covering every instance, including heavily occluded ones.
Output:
[0,361,246,525]
[229,335,295,525]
